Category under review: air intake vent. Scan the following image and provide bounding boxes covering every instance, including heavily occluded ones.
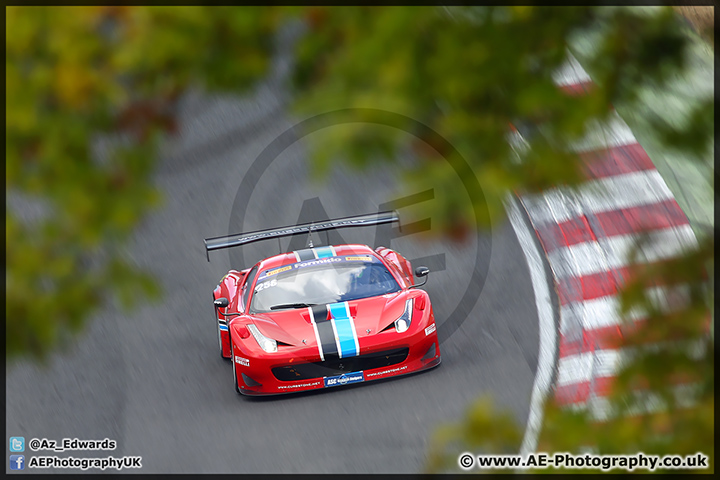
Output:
[272,348,409,381]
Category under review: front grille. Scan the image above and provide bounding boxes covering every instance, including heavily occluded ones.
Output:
[272,348,409,382]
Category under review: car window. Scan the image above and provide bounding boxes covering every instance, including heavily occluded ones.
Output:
[240,265,259,312]
[249,260,401,313]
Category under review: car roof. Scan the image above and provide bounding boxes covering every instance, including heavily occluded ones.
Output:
[256,244,378,272]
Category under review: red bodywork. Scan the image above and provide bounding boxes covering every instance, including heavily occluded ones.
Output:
[212,244,441,395]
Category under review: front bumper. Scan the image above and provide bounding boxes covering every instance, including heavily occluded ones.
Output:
[233,322,441,396]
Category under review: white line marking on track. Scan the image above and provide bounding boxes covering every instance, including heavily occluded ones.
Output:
[506,195,557,459]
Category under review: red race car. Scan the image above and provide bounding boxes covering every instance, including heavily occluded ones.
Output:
[204,212,441,396]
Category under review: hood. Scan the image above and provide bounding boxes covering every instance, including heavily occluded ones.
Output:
[247,290,414,347]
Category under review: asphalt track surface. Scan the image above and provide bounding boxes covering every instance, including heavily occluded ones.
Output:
[6,68,542,475]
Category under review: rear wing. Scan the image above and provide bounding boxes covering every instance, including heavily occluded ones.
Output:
[203,211,399,261]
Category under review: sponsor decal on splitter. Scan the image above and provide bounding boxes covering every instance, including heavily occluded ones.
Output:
[277,381,321,389]
[324,371,365,387]
[366,365,408,378]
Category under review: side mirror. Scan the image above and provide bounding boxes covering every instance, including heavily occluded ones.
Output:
[409,266,430,289]
[415,266,430,278]
[214,297,243,317]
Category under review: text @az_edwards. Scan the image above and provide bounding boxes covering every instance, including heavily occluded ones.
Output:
[29,437,116,452]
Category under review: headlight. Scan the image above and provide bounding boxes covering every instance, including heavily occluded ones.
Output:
[394,299,413,333]
[247,324,277,353]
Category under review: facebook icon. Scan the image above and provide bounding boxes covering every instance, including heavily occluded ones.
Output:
[10,455,25,470]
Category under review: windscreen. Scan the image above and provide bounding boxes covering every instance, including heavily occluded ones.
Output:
[250,256,401,313]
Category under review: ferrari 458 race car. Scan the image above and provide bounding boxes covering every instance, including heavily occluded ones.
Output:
[203,212,441,396]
